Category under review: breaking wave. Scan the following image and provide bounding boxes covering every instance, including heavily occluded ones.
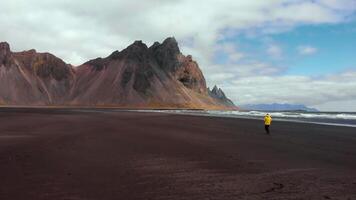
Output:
[136,109,356,127]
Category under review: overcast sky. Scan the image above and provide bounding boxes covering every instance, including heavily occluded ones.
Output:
[1,0,356,111]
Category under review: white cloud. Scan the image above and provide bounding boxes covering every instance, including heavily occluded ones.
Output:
[267,44,283,59]
[221,71,356,111]
[270,1,342,23]
[0,0,353,65]
[319,0,356,11]
[216,43,245,63]
[204,61,286,86]
[0,0,355,110]
[315,100,356,112]
[297,45,318,55]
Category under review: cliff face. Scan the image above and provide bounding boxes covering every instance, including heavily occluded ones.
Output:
[0,38,236,109]
[0,42,75,105]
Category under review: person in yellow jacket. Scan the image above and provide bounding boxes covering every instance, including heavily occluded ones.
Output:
[264,114,272,134]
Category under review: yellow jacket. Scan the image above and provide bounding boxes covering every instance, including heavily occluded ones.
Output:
[264,115,272,125]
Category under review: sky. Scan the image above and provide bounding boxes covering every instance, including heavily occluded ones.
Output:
[0,0,356,111]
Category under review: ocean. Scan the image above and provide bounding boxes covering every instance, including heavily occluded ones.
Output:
[141,110,356,128]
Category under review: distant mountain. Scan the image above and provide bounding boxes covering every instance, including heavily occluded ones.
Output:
[0,38,236,110]
[241,103,318,112]
[208,85,235,107]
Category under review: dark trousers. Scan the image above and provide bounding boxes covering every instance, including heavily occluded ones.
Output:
[265,125,270,134]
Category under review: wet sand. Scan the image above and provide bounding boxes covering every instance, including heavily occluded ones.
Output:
[0,108,355,200]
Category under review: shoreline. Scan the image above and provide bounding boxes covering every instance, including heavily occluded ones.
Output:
[129,109,356,128]
[1,107,355,128]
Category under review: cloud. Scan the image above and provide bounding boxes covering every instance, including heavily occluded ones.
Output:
[297,45,318,55]
[0,0,354,65]
[319,0,356,11]
[270,1,342,24]
[315,100,356,112]
[215,43,245,63]
[220,70,356,111]
[0,0,355,110]
[204,61,286,85]
[267,44,283,59]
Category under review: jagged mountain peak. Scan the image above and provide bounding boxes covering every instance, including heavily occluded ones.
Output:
[162,37,178,46]
[208,85,235,107]
[0,42,11,61]
[120,40,150,60]
[148,37,180,56]
[149,41,161,49]
[148,37,182,73]
[0,38,236,109]
[163,37,177,43]
[210,85,226,98]
[19,49,37,54]
[159,37,180,55]
[128,40,148,49]
[0,42,10,52]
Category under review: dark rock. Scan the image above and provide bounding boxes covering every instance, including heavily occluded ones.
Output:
[209,85,227,99]
[178,69,198,89]
[120,40,150,63]
[32,53,70,81]
[150,37,181,72]
[0,38,236,109]
[0,42,10,54]
[149,42,161,50]
[108,50,120,59]
[121,68,133,87]
[208,85,235,107]
[187,55,193,62]
[133,67,153,95]
[84,57,108,71]
[0,42,11,66]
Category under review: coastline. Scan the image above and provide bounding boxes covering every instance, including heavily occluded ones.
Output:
[0,106,355,127]
[131,109,356,128]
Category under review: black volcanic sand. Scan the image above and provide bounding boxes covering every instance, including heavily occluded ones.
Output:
[0,108,355,200]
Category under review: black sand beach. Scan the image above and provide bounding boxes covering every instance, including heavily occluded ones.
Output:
[0,108,355,200]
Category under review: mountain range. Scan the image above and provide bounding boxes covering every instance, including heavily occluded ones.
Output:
[0,37,236,109]
[241,103,318,112]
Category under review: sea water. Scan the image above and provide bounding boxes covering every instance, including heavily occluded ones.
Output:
[141,110,356,128]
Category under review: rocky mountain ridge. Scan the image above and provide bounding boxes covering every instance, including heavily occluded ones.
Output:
[208,85,235,107]
[0,38,236,110]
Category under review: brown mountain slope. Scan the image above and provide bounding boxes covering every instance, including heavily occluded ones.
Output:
[0,38,236,109]
[0,42,75,105]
